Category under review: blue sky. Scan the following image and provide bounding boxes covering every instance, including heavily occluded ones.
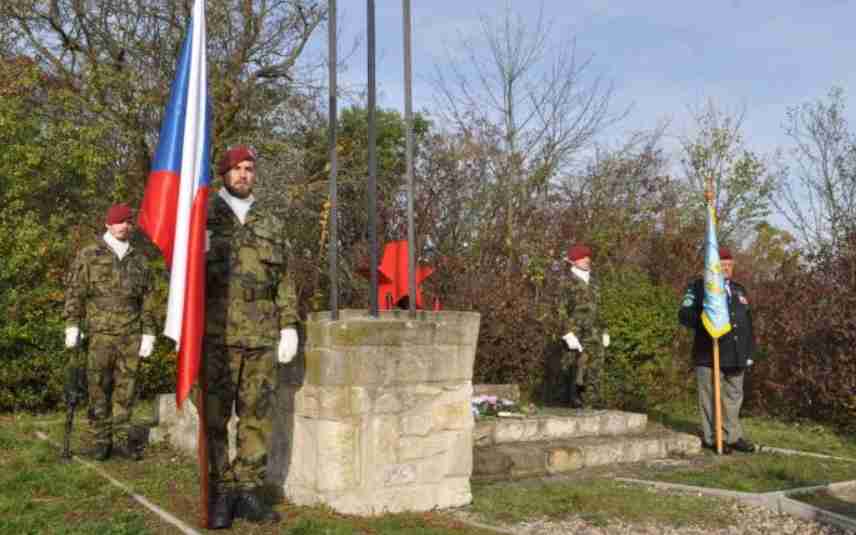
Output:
[312,0,856,161]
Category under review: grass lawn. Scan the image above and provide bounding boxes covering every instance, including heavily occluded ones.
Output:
[1,411,498,535]
[2,402,855,534]
[470,478,736,528]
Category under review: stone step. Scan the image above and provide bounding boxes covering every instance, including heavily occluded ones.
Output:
[473,426,701,481]
[474,409,648,447]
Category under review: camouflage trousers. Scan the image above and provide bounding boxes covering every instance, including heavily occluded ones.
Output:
[86,332,142,448]
[203,341,277,493]
[562,338,604,404]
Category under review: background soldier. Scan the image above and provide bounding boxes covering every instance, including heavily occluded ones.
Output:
[558,244,610,409]
[63,203,157,460]
[679,246,757,454]
[204,145,298,528]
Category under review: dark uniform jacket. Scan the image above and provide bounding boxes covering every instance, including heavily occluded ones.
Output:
[678,277,755,369]
[64,237,157,336]
[205,194,298,348]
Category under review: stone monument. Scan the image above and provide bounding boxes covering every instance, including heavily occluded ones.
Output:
[267,308,480,515]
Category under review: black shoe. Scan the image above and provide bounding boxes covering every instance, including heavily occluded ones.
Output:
[207,492,234,530]
[702,441,732,455]
[87,443,112,461]
[728,438,757,453]
[234,491,281,523]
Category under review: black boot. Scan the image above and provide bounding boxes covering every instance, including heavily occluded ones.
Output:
[234,490,282,523]
[208,491,234,530]
[569,384,585,409]
[123,426,148,461]
[86,442,112,461]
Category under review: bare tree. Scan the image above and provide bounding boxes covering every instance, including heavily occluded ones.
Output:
[428,1,624,266]
[776,87,856,251]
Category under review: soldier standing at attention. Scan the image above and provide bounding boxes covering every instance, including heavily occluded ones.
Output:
[204,145,298,528]
[559,244,610,409]
[64,203,157,461]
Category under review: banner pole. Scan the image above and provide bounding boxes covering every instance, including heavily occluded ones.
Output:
[713,340,723,455]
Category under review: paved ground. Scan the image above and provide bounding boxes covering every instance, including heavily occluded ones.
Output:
[455,492,855,535]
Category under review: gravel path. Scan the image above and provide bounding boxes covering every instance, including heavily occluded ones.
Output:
[456,497,855,535]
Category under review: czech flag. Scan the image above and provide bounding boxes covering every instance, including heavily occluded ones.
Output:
[701,202,732,339]
[138,0,211,408]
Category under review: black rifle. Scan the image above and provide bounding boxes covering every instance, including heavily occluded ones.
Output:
[62,363,88,459]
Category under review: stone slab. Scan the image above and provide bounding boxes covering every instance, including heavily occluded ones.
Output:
[148,394,237,461]
[474,409,648,446]
[473,427,701,480]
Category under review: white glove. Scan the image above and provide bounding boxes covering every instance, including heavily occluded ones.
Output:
[602,332,611,348]
[65,326,80,349]
[563,332,582,352]
[278,327,298,364]
[205,230,212,253]
[138,334,156,358]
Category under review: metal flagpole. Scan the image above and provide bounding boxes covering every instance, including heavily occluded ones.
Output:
[402,0,416,317]
[328,0,339,320]
[367,0,379,317]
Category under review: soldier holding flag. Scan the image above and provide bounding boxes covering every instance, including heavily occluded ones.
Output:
[202,146,299,528]
[678,186,757,454]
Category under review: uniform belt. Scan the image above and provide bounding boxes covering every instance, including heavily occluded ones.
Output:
[90,296,138,307]
[242,286,276,302]
[209,285,276,302]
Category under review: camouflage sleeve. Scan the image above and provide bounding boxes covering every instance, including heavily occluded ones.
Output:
[276,240,299,328]
[559,282,579,336]
[141,263,158,336]
[63,250,88,328]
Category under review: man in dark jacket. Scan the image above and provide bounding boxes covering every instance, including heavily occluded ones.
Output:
[678,247,756,454]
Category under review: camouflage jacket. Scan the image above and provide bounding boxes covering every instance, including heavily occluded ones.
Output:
[558,267,605,348]
[64,237,157,336]
[205,194,298,347]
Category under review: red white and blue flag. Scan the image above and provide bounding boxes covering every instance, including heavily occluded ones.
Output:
[138,0,210,408]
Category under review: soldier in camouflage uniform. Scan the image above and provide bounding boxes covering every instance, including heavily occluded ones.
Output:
[557,244,610,409]
[64,203,157,460]
[204,145,298,529]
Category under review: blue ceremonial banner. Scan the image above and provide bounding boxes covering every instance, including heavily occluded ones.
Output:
[701,203,732,339]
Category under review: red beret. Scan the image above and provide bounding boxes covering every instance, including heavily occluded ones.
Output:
[719,246,733,260]
[566,244,592,262]
[105,203,133,225]
[217,144,256,175]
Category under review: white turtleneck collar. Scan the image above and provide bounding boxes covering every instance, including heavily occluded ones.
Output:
[103,231,130,260]
[219,188,255,225]
[571,266,591,285]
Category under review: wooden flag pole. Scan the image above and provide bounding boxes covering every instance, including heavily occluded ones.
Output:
[713,340,723,454]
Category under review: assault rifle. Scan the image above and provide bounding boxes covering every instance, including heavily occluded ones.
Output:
[62,362,88,459]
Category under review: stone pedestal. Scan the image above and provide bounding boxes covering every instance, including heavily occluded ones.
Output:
[268,309,480,515]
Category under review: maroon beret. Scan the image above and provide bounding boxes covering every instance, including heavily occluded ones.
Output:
[566,244,592,262]
[719,246,733,260]
[217,144,256,175]
[105,203,133,225]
